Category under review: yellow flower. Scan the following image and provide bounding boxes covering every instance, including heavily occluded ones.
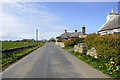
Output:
[110,61,115,64]
[110,58,113,61]
[116,68,119,71]
[105,63,108,65]
[110,72,112,74]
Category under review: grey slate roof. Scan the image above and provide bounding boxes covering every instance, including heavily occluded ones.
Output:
[57,32,73,39]
[57,31,87,39]
[70,32,83,37]
[98,14,120,32]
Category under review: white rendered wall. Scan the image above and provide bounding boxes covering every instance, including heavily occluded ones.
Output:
[113,28,120,32]
[99,28,120,35]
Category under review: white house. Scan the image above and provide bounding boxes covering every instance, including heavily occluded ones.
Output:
[98,9,120,35]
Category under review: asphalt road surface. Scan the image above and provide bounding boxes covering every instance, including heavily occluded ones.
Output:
[2,43,110,78]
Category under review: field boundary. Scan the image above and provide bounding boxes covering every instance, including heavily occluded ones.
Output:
[1,44,40,53]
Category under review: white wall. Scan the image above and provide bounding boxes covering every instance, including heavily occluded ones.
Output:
[99,28,120,35]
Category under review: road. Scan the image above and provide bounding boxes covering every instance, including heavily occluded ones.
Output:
[2,43,110,78]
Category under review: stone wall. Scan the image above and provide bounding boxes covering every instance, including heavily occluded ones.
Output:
[1,44,38,53]
[87,47,98,58]
[74,43,87,53]
[74,43,98,58]
[55,42,65,47]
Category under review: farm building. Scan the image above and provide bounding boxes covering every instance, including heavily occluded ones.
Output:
[22,39,35,42]
[98,9,120,35]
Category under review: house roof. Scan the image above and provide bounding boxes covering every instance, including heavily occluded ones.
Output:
[56,32,73,39]
[56,31,87,39]
[98,14,120,32]
[70,32,84,37]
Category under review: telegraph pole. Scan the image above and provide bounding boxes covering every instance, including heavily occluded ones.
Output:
[36,28,38,45]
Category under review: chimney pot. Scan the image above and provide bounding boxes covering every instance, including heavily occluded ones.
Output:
[82,26,85,35]
[65,30,67,33]
[75,29,77,32]
[112,9,115,13]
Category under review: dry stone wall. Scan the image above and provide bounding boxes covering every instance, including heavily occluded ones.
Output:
[87,47,98,58]
[1,44,38,53]
[55,42,65,47]
[74,43,87,53]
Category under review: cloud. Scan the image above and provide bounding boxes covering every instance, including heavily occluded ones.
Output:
[1,2,67,40]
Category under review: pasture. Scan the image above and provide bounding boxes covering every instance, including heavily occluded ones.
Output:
[1,41,39,50]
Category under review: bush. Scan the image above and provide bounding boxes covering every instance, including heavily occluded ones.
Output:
[93,34,120,63]
[63,37,84,47]
[57,38,64,42]
[84,33,100,49]
[83,33,120,79]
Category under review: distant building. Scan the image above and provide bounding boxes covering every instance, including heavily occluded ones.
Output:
[56,26,87,41]
[22,39,35,42]
[98,9,120,35]
[42,39,47,42]
[49,38,56,42]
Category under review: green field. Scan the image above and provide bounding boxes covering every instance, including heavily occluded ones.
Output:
[1,41,40,50]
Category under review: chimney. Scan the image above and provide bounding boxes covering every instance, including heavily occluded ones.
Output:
[75,29,77,32]
[112,9,115,13]
[82,26,85,35]
[65,30,67,33]
[107,9,118,21]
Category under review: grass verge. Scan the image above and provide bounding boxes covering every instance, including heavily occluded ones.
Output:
[1,43,45,71]
[62,46,74,49]
[69,50,120,80]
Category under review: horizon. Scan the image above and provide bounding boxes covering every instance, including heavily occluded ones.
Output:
[0,2,119,40]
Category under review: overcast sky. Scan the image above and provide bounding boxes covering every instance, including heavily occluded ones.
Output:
[0,1,119,40]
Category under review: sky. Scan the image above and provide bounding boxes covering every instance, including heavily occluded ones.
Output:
[0,2,119,40]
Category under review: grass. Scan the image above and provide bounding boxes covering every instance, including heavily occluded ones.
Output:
[69,50,120,80]
[1,41,40,50]
[62,46,74,49]
[1,43,45,71]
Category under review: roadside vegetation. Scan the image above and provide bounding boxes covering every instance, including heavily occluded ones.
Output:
[69,50,120,80]
[68,33,120,80]
[63,37,84,47]
[62,46,74,49]
[0,42,45,71]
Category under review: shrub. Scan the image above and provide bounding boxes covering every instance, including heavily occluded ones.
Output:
[84,33,100,49]
[63,37,84,47]
[57,38,64,42]
[93,34,120,64]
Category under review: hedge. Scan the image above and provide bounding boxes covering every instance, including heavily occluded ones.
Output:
[84,33,120,79]
[93,34,120,63]
[63,37,84,47]
[84,33,100,48]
